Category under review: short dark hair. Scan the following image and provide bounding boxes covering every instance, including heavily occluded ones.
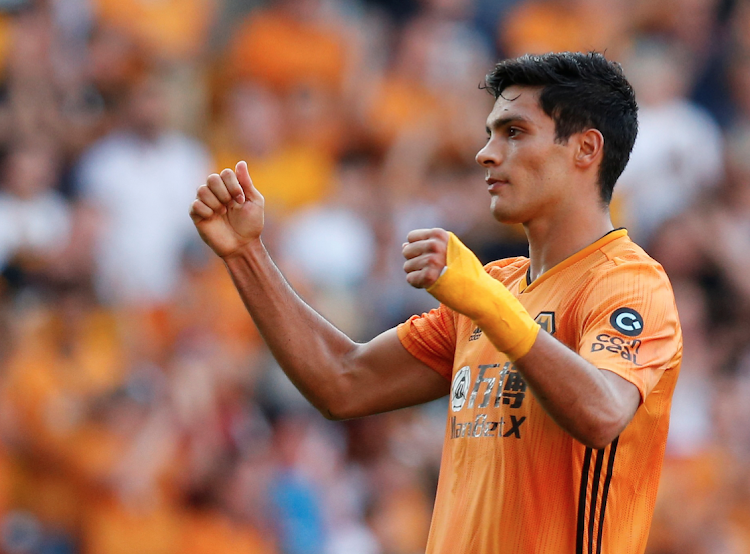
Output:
[483,52,638,204]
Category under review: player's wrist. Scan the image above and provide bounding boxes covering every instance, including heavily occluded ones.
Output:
[427,232,540,360]
[220,238,265,263]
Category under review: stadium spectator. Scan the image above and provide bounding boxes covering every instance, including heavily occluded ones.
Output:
[500,0,631,58]
[210,82,335,218]
[89,0,217,62]
[0,140,72,284]
[615,39,724,246]
[727,46,750,130]
[76,73,211,305]
[226,0,349,94]
[362,8,491,156]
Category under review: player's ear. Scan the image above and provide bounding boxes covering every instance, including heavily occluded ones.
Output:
[574,129,604,170]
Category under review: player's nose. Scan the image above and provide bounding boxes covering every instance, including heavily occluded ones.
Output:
[475,141,503,167]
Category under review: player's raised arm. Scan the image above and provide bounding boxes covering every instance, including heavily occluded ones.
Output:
[189,162,450,420]
[403,228,640,449]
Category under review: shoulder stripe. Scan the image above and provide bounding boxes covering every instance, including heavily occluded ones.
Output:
[596,437,620,554]
[576,447,593,554]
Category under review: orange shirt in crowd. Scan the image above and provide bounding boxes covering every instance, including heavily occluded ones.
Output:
[213,144,335,217]
[180,510,277,554]
[83,499,278,554]
[91,0,216,60]
[501,0,628,59]
[398,229,682,554]
[365,76,442,147]
[228,9,345,93]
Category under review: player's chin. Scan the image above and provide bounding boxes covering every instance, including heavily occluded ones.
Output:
[489,198,525,225]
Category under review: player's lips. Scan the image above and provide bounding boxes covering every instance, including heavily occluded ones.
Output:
[486,177,509,191]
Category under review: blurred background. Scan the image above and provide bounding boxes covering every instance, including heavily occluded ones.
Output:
[0,0,746,552]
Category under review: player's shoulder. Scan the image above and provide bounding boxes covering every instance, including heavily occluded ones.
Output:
[588,234,672,290]
[578,235,681,345]
[599,235,665,271]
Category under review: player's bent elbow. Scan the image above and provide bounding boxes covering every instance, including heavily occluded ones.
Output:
[574,424,618,450]
[317,351,381,421]
[320,407,344,421]
[318,389,374,421]
[305,385,359,421]
[579,413,631,450]
[318,403,363,421]
[319,403,352,421]
[316,386,382,421]
[575,386,639,449]
[313,376,366,421]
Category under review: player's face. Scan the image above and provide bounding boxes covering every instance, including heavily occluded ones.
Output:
[476,86,577,225]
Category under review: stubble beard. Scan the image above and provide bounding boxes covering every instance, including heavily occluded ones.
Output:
[490,194,525,226]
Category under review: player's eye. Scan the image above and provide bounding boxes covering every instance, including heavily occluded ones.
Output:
[508,127,521,138]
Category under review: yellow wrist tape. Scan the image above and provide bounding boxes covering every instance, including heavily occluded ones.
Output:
[427,233,540,361]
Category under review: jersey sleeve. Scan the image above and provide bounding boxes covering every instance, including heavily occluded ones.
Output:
[577,260,682,402]
[397,304,457,381]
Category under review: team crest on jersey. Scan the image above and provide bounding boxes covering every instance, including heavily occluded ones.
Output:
[610,307,644,337]
[451,366,471,412]
[469,327,483,341]
[535,311,556,334]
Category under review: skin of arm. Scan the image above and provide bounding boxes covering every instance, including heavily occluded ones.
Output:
[402,228,641,450]
[189,162,450,420]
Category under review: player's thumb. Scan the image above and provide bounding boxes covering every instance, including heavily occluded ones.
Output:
[235,161,262,202]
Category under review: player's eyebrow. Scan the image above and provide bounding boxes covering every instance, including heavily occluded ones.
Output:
[485,114,533,135]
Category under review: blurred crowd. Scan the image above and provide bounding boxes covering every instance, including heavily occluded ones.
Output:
[0,0,747,552]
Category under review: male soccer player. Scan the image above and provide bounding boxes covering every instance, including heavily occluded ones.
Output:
[189,52,682,554]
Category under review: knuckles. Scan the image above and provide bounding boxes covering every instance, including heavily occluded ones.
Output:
[406,227,448,242]
[426,238,447,254]
[425,252,445,268]
[196,185,213,201]
[403,252,445,275]
[432,228,450,241]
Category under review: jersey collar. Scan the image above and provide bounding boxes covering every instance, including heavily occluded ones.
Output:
[519,228,629,294]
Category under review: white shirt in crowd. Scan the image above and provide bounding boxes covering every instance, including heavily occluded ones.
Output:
[616,99,724,245]
[77,130,211,304]
[0,190,71,269]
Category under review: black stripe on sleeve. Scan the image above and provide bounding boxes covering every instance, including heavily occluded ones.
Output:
[576,447,593,554]
[596,437,620,554]
[587,448,606,554]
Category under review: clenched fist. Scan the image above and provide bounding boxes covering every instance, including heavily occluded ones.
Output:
[402,228,450,288]
[190,161,264,258]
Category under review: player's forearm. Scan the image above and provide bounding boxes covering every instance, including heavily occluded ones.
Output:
[222,240,360,418]
[514,332,637,449]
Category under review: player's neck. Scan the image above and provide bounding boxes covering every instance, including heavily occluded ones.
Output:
[524,205,614,283]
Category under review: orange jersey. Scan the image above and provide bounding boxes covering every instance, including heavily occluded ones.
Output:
[397,229,682,554]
